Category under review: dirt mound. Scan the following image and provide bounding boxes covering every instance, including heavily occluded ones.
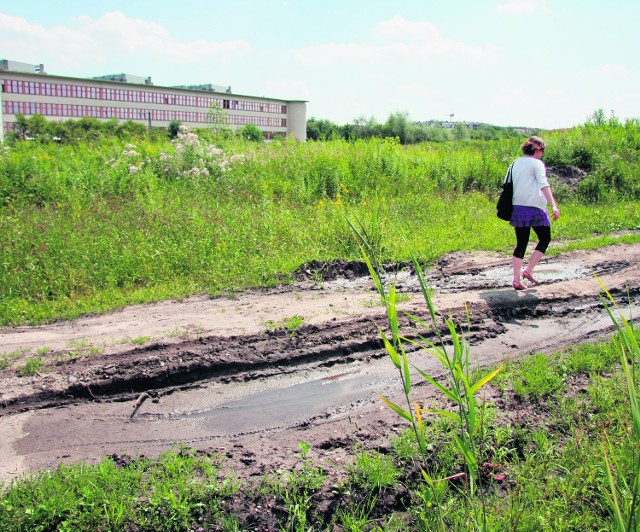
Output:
[292,258,414,282]
[548,164,588,190]
[292,258,370,281]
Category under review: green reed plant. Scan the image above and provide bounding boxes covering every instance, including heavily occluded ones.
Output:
[347,210,503,530]
[596,278,640,531]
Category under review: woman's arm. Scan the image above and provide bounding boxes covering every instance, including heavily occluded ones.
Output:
[542,186,560,220]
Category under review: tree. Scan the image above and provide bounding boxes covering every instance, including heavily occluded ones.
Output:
[207,101,229,133]
[587,108,606,127]
[453,122,470,140]
[168,120,182,139]
[13,114,50,140]
[306,117,339,140]
[13,114,30,140]
[384,111,411,144]
[238,123,264,142]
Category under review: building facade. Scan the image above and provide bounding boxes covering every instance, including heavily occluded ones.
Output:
[0,61,307,142]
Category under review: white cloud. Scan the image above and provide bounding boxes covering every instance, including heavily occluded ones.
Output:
[294,16,498,68]
[0,11,251,70]
[595,64,631,79]
[373,15,440,42]
[496,1,551,15]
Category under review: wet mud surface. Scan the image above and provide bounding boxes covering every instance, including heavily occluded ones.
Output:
[2,240,640,486]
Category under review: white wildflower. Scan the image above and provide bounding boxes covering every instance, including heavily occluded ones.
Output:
[206,145,224,157]
[182,167,209,177]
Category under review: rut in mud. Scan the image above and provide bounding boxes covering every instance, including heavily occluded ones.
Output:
[1,240,640,482]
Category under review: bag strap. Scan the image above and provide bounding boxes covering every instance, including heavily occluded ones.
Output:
[504,163,514,184]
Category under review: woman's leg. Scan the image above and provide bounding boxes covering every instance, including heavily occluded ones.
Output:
[523,226,551,281]
[513,226,530,284]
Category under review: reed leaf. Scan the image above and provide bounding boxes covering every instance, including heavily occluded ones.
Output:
[470,365,504,395]
[402,335,450,368]
[407,245,438,328]
[401,342,411,395]
[453,434,478,470]
[603,434,627,531]
[413,366,459,403]
[376,392,412,422]
[380,329,401,369]
[424,409,460,422]
[459,369,477,435]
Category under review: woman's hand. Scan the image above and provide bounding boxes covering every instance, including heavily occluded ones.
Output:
[542,187,560,221]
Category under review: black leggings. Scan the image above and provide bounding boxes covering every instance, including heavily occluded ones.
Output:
[513,226,551,259]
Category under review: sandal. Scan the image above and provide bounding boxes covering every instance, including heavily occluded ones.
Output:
[512,281,527,291]
[522,271,540,285]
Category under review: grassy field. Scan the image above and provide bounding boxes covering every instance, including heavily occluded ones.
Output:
[2,120,640,326]
[1,119,640,529]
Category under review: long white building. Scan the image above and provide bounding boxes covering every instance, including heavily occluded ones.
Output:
[0,60,307,142]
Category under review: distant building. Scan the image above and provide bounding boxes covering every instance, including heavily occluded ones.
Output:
[0,59,46,74]
[172,83,232,93]
[0,60,307,142]
[92,73,153,85]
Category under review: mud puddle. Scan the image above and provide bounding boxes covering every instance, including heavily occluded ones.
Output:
[88,301,640,436]
[175,372,382,434]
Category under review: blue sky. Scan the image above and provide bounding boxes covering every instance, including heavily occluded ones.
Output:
[1,0,638,129]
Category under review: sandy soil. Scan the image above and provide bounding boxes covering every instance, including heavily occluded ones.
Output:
[1,240,639,487]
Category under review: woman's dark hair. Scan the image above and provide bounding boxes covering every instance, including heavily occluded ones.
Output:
[521,136,546,155]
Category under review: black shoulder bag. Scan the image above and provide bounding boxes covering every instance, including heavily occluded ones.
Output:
[496,163,514,221]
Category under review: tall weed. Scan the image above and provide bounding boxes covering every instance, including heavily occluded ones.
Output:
[596,278,640,531]
[347,208,503,530]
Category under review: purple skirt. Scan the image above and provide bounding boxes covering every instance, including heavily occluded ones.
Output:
[510,205,550,227]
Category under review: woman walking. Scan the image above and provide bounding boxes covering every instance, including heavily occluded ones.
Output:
[508,136,560,290]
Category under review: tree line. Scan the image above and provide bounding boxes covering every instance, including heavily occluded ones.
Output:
[8,111,532,145]
[307,111,531,143]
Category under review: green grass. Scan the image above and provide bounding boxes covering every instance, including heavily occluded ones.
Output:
[263,314,305,335]
[16,356,43,376]
[348,450,400,491]
[0,446,239,531]
[2,125,640,326]
[2,189,639,328]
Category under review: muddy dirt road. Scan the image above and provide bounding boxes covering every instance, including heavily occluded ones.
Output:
[1,240,640,484]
